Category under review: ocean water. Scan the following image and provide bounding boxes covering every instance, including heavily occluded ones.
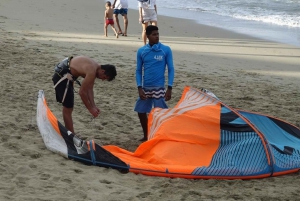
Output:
[127,0,300,47]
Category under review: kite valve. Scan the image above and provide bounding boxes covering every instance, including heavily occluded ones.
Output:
[73,135,89,154]
[73,135,83,147]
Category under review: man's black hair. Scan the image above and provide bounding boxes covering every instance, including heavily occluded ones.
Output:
[101,64,117,81]
[146,25,158,36]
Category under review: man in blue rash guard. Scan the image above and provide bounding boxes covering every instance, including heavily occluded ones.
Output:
[134,25,175,141]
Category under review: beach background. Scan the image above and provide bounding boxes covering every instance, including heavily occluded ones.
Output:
[1,0,300,200]
[128,0,300,47]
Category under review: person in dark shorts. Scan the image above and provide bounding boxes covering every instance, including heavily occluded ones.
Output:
[112,0,128,36]
[52,56,117,134]
[52,57,77,108]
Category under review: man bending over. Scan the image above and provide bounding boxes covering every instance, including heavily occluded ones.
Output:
[52,56,117,134]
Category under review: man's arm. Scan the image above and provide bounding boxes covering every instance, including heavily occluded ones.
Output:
[136,49,147,100]
[136,49,143,88]
[165,46,175,101]
[79,68,99,117]
[112,0,117,8]
[166,47,175,88]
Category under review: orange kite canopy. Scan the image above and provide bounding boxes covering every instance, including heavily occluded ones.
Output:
[37,86,300,179]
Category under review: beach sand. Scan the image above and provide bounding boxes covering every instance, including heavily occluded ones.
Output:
[1,0,300,200]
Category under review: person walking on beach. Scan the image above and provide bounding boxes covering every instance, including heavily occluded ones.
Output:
[104,1,119,38]
[112,0,129,36]
[52,56,117,134]
[138,0,157,45]
[134,25,175,141]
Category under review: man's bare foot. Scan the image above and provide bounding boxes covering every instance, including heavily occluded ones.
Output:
[116,33,119,38]
[139,137,147,142]
[104,35,108,37]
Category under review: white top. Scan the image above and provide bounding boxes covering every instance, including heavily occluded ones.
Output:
[114,0,128,9]
[138,0,156,10]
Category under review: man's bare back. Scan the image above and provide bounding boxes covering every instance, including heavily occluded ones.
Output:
[69,56,100,78]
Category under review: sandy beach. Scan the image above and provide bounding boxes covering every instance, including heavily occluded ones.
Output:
[1,0,300,200]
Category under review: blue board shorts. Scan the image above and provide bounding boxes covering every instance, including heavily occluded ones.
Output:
[134,87,168,113]
[114,8,128,15]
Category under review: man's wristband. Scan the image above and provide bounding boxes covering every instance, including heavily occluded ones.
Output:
[167,86,172,90]
[138,86,142,89]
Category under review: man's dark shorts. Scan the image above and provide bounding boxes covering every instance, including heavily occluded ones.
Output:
[52,57,74,108]
[113,8,128,15]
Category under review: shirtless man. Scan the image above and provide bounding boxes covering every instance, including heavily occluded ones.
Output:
[52,56,117,134]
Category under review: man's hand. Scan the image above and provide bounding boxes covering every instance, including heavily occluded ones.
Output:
[138,88,147,100]
[89,106,100,118]
[165,88,172,101]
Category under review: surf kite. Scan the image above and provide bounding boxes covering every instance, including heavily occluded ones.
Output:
[37,86,300,179]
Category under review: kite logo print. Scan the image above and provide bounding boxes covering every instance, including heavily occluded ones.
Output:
[154,55,163,61]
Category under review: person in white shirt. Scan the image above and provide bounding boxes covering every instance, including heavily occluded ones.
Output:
[138,0,157,45]
[112,0,129,36]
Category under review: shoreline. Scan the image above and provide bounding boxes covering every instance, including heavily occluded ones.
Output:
[126,0,300,47]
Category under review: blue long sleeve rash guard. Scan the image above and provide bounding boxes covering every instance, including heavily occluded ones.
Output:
[136,42,175,88]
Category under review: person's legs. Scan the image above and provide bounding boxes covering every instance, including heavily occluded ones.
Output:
[63,106,74,133]
[138,113,148,141]
[122,14,128,36]
[141,22,148,45]
[113,13,122,34]
[134,97,152,141]
[61,87,75,133]
[104,23,108,37]
[110,24,119,38]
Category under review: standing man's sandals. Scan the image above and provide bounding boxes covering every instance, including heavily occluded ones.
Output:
[122,33,127,36]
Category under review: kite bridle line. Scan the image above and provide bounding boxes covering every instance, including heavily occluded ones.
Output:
[56,78,104,146]
[89,116,105,146]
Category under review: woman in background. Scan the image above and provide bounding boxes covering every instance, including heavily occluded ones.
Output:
[138,0,157,45]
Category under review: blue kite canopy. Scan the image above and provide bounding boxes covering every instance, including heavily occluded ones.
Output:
[37,87,300,179]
